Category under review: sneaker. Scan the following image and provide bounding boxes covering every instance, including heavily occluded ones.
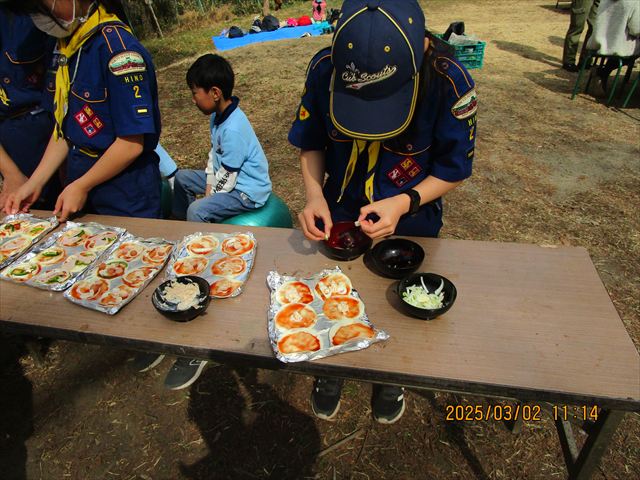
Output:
[372,385,405,424]
[562,63,579,73]
[164,357,208,390]
[132,352,165,372]
[310,377,343,420]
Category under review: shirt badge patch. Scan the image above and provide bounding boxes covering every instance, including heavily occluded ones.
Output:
[386,156,422,188]
[108,51,147,76]
[299,105,310,121]
[451,88,478,120]
[0,86,9,106]
[74,104,104,138]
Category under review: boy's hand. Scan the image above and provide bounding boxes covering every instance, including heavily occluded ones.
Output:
[205,184,213,196]
[0,171,28,207]
[4,180,42,215]
[357,195,410,239]
[53,182,89,222]
[299,194,332,241]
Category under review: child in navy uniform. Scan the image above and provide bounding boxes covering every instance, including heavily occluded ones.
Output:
[0,3,59,208]
[289,0,477,423]
[164,54,271,391]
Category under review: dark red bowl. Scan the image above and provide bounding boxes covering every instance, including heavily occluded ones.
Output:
[321,221,372,261]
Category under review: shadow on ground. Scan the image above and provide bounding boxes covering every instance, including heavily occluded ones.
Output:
[181,365,321,479]
[0,334,33,480]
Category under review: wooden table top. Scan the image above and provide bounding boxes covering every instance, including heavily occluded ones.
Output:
[1,212,638,410]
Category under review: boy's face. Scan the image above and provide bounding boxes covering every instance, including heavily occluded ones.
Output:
[191,86,217,115]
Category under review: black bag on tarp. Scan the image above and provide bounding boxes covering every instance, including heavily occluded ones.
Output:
[228,26,244,38]
[262,15,280,32]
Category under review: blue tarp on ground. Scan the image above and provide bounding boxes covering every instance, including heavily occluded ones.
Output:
[212,25,322,51]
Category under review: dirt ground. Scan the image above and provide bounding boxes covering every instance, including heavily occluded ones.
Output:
[1,1,639,479]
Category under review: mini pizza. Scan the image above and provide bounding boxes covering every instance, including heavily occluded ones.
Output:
[278,332,321,354]
[322,295,364,321]
[70,278,109,301]
[122,266,156,288]
[1,220,26,235]
[5,262,41,282]
[0,253,7,264]
[142,244,173,264]
[0,235,30,255]
[57,227,88,247]
[331,322,375,346]
[99,285,134,307]
[221,234,254,256]
[25,222,50,237]
[209,278,243,298]
[115,242,145,261]
[62,251,97,273]
[173,256,208,276]
[186,236,219,256]
[97,260,128,279]
[84,231,119,250]
[35,246,66,265]
[211,256,246,277]
[276,281,314,304]
[34,269,71,286]
[315,273,353,300]
[275,303,318,329]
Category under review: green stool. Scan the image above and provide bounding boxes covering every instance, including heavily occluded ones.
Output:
[221,193,293,228]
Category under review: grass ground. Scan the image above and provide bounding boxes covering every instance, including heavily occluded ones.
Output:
[1,1,639,479]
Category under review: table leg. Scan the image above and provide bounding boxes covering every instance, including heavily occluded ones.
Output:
[555,409,624,480]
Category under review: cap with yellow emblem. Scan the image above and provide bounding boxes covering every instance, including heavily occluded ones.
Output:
[330,0,426,141]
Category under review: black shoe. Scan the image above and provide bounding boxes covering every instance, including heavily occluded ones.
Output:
[132,352,165,372]
[310,377,343,420]
[164,357,208,390]
[596,67,610,91]
[372,385,406,424]
[562,63,579,72]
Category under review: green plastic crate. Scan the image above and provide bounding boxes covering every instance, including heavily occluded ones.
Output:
[434,34,486,70]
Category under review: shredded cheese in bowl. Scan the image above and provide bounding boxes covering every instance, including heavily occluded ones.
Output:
[163,280,201,310]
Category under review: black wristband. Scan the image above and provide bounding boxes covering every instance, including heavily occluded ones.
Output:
[403,189,421,215]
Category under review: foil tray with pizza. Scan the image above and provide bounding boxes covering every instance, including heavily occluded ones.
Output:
[0,221,125,291]
[267,267,389,363]
[64,233,174,314]
[0,213,59,269]
[164,231,256,298]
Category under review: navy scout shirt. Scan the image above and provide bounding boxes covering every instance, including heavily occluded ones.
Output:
[45,23,162,218]
[288,47,477,237]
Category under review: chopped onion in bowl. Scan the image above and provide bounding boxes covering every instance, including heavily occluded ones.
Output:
[402,279,445,309]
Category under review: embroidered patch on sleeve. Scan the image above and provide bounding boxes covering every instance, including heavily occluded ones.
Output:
[135,105,150,117]
[108,51,147,76]
[451,88,478,120]
[299,104,310,121]
[466,147,475,160]
[386,156,423,188]
[74,104,104,138]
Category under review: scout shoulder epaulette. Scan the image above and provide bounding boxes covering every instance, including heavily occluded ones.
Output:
[432,55,475,99]
[101,23,134,55]
[305,46,332,76]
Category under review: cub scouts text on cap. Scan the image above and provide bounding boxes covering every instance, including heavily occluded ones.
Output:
[330,0,426,140]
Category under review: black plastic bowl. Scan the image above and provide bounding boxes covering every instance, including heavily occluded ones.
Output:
[395,272,457,320]
[152,275,210,322]
[321,221,373,261]
[368,238,425,279]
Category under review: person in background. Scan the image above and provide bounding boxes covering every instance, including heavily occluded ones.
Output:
[289,0,477,423]
[312,0,327,22]
[0,1,59,208]
[586,0,640,89]
[163,53,271,390]
[562,0,600,72]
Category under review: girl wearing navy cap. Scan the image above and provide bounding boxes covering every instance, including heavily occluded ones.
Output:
[3,0,162,222]
[289,0,478,423]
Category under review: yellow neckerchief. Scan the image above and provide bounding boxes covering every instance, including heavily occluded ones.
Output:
[337,140,381,203]
[53,5,129,139]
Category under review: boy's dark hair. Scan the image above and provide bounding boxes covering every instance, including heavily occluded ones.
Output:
[186,54,235,99]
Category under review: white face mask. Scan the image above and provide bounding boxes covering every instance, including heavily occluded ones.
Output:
[30,0,94,39]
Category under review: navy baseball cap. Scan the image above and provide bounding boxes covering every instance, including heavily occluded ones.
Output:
[330,0,426,140]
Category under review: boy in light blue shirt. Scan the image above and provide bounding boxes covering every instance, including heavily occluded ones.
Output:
[173,54,272,222]
[165,54,271,391]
